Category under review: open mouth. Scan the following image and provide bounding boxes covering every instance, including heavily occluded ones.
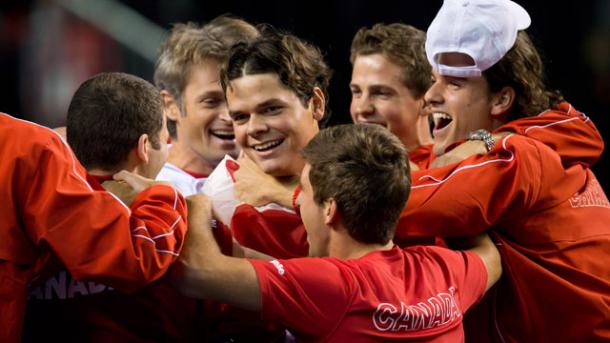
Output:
[210,129,235,140]
[432,112,453,132]
[252,138,284,152]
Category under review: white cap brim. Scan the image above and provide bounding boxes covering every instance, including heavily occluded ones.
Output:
[506,0,531,30]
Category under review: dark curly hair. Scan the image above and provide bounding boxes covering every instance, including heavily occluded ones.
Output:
[220,25,333,125]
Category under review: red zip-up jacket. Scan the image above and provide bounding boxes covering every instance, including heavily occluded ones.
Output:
[398,103,610,342]
[0,113,187,342]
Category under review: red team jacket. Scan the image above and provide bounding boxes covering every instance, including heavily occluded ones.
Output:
[249,246,488,342]
[23,175,204,342]
[0,113,187,342]
[398,103,610,342]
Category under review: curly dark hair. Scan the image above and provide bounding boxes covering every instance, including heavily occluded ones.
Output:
[220,25,333,125]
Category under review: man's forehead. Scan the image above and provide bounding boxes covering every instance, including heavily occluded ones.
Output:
[352,54,407,86]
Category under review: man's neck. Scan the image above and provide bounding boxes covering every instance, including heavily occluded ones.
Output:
[168,140,218,176]
[329,229,394,260]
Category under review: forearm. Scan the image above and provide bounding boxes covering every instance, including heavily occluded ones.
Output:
[176,254,260,311]
[173,195,261,310]
[232,240,275,261]
[447,234,502,291]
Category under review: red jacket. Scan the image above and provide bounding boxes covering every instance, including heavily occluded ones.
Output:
[23,174,203,342]
[398,104,610,342]
[0,113,187,342]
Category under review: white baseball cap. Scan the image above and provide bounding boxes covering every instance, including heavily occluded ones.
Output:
[426,0,531,77]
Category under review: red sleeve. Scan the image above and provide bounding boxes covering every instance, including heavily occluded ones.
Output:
[248,257,353,338]
[231,205,308,259]
[398,134,579,238]
[22,135,187,292]
[212,221,234,256]
[497,102,603,168]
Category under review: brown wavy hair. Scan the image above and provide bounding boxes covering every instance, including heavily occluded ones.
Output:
[302,124,410,245]
[484,31,563,120]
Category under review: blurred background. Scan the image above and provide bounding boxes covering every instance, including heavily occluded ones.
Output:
[1,0,608,189]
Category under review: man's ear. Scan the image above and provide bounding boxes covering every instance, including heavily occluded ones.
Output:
[323,198,340,226]
[136,134,150,164]
[160,90,182,122]
[309,87,326,122]
[490,86,515,118]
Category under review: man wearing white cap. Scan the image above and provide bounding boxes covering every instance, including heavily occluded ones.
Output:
[399,0,610,341]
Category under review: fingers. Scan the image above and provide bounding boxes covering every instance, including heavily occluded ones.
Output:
[113,170,163,193]
[113,170,142,184]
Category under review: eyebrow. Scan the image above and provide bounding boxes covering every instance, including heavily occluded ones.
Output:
[228,98,286,117]
[196,90,224,100]
[368,84,395,91]
[255,99,284,110]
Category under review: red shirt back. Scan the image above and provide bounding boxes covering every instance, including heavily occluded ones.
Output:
[250,246,487,342]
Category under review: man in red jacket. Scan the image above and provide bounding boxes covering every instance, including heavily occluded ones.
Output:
[0,76,187,341]
[22,72,196,342]
[400,0,610,341]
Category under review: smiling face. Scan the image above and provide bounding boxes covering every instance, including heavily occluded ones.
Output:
[174,60,239,164]
[227,73,321,177]
[426,69,496,156]
[350,54,430,152]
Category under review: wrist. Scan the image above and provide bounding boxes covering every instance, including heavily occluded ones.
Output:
[468,129,496,152]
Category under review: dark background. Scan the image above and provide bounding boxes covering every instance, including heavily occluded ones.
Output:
[1,0,608,189]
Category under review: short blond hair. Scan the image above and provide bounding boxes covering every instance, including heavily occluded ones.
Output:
[154,16,258,137]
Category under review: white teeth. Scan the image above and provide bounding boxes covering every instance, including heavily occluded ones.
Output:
[252,139,283,151]
[212,130,233,135]
[432,112,452,129]
[432,112,452,121]
[210,129,235,140]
